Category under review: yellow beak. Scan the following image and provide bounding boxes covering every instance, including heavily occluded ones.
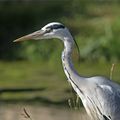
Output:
[13,30,45,42]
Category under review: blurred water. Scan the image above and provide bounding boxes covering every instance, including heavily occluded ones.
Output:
[0,104,88,120]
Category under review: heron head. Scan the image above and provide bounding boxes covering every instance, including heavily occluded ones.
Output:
[13,22,72,42]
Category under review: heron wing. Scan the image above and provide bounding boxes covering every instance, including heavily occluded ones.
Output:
[77,76,120,120]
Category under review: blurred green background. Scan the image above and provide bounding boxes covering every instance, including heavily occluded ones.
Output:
[0,0,120,109]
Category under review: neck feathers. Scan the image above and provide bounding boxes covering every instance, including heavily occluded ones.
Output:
[62,40,79,79]
[61,36,85,98]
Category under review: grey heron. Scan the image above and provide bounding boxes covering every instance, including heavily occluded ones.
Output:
[14,22,120,120]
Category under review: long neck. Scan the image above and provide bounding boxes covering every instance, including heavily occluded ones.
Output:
[61,36,86,100]
[62,39,80,80]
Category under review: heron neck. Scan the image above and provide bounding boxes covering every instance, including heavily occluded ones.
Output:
[62,40,79,79]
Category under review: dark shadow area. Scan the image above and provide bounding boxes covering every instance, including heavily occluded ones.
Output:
[0,96,68,107]
[0,87,45,93]
[0,87,72,107]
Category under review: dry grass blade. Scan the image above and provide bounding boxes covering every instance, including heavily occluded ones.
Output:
[21,108,33,120]
[110,63,115,80]
[68,94,81,110]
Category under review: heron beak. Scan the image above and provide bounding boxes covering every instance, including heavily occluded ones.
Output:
[13,30,45,42]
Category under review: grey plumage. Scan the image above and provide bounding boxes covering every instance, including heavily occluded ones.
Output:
[14,22,120,120]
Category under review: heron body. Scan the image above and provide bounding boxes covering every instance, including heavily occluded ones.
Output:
[14,22,120,120]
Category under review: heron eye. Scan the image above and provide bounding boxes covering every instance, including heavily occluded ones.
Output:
[46,28,52,33]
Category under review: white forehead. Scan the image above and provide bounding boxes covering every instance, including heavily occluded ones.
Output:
[41,22,63,30]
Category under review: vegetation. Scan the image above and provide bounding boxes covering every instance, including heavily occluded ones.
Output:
[0,61,120,105]
[0,0,120,62]
[0,0,120,106]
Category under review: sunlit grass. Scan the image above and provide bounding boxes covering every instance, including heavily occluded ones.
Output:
[0,60,120,105]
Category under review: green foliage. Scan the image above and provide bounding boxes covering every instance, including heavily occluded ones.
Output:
[0,1,120,62]
[80,17,120,62]
[0,60,120,104]
[0,1,67,60]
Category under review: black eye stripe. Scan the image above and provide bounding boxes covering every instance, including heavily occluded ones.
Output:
[46,24,65,30]
[52,24,65,29]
